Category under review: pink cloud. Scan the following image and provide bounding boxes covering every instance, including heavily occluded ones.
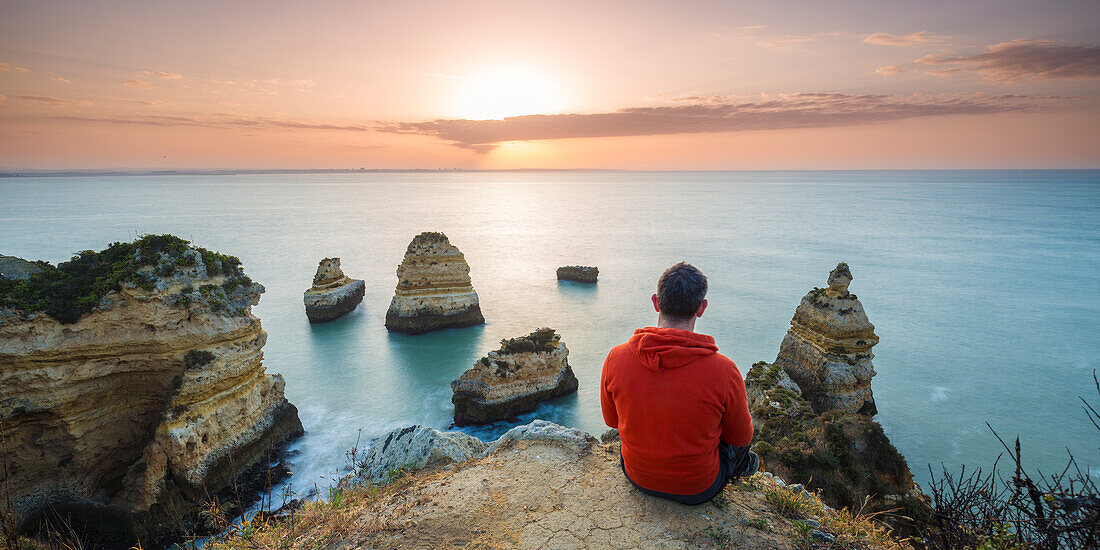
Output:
[864,32,943,46]
[380,92,1069,153]
[124,79,158,90]
[917,39,1100,82]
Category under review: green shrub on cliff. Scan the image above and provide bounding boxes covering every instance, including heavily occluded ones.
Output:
[498,328,559,354]
[0,234,243,324]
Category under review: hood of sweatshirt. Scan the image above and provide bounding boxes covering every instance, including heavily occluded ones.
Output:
[628,327,719,372]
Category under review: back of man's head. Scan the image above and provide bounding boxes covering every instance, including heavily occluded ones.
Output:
[657,262,708,321]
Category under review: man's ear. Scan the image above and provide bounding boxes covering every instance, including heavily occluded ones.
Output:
[695,299,708,318]
[651,294,660,313]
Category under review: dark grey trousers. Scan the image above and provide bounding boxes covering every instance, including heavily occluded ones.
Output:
[620,443,752,505]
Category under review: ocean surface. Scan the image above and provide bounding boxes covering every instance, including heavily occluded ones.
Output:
[2,170,1098,503]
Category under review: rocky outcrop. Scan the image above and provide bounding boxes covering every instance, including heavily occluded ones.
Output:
[0,236,303,548]
[744,263,929,533]
[0,255,42,280]
[384,232,484,334]
[450,328,579,426]
[773,262,879,415]
[350,425,488,485]
[556,265,598,283]
[303,257,365,323]
[282,421,903,550]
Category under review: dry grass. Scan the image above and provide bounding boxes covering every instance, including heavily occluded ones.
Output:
[203,468,430,550]
[757,475,916,550]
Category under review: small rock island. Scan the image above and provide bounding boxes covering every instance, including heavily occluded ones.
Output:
[303,257,365,323]
[451,327,579,425]
[385,232,485,334]
[556,265,598,283]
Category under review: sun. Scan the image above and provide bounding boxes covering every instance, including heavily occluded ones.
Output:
[454,67,564,120]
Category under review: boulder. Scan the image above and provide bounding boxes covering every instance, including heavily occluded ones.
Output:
[351,425,488,485]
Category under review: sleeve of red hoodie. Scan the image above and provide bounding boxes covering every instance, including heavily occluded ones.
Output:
[720,365,753,446]
[600,352,618,429]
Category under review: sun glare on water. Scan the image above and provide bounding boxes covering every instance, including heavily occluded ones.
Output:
[454,67,564,120]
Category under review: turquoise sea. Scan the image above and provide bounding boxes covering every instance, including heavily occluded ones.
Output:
[2,170,1098,499]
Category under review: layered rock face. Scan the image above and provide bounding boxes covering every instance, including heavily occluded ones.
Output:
[451,328,579,426]
[0,239,303,547]
[303,257,365,323]
[385,232,484,334]
[773,262,880,415]
[556,265,598,283]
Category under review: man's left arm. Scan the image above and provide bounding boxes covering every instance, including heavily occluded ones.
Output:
[719,367,753,446]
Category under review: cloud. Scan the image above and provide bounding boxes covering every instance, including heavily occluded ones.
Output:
[124,79,157,90]
[0,94,6,101]
[0,62,30,73]
[755,35,818,49]
[54,113,373,132]
[864,32,943,46]
[16,95,77,105]
[53,76,71,83]
[875,65,905,76]
[142,70,183,79]
[379,92,1066,152]
[917,39,1100,82]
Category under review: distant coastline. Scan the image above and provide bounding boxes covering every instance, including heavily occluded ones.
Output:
[0,168,630,178]
[1,168,1095,178]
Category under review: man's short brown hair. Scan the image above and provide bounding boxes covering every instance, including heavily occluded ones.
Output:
[657,262,707,320]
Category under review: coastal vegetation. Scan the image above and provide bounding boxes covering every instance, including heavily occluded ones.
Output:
[498,327,560,354]
[0,234,244,323]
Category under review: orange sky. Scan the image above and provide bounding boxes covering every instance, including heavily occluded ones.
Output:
[1,1,1098,169]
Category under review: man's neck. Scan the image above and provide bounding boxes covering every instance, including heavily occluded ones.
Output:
[656,315,696,332]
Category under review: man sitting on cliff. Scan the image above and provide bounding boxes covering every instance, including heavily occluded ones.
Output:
[601,262,757,505]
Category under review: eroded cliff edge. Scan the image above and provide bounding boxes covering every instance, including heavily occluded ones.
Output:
[0,235,303,547]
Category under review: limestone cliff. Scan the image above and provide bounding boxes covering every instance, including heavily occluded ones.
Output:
[303,257,365,323]
[773,262,879,415]
[385,232,484,334]
[556,265,598,283]
[0,236,303,548]
[745,263,928,532]
[451,328,579,426]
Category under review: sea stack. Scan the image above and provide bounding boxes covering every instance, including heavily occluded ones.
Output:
[0,235,303,547]
[773,262,880,415]
[451,328,579,426]
[303,257,365,323]
[385,231,485,334]
[556,265,598,283]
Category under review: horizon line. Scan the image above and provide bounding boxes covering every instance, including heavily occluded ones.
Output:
[3,167,1100,178]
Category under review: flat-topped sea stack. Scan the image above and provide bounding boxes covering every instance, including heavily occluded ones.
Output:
[556,265,598,283]
[303,257,365,323]
[0,235,303,548]
[773,262,880,415]
[451,328,579,426]
[385,232,484,334]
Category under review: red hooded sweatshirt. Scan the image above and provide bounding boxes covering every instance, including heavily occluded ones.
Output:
[601,327,753,495]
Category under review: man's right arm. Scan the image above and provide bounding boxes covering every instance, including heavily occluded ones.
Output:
[600,352,618,429]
